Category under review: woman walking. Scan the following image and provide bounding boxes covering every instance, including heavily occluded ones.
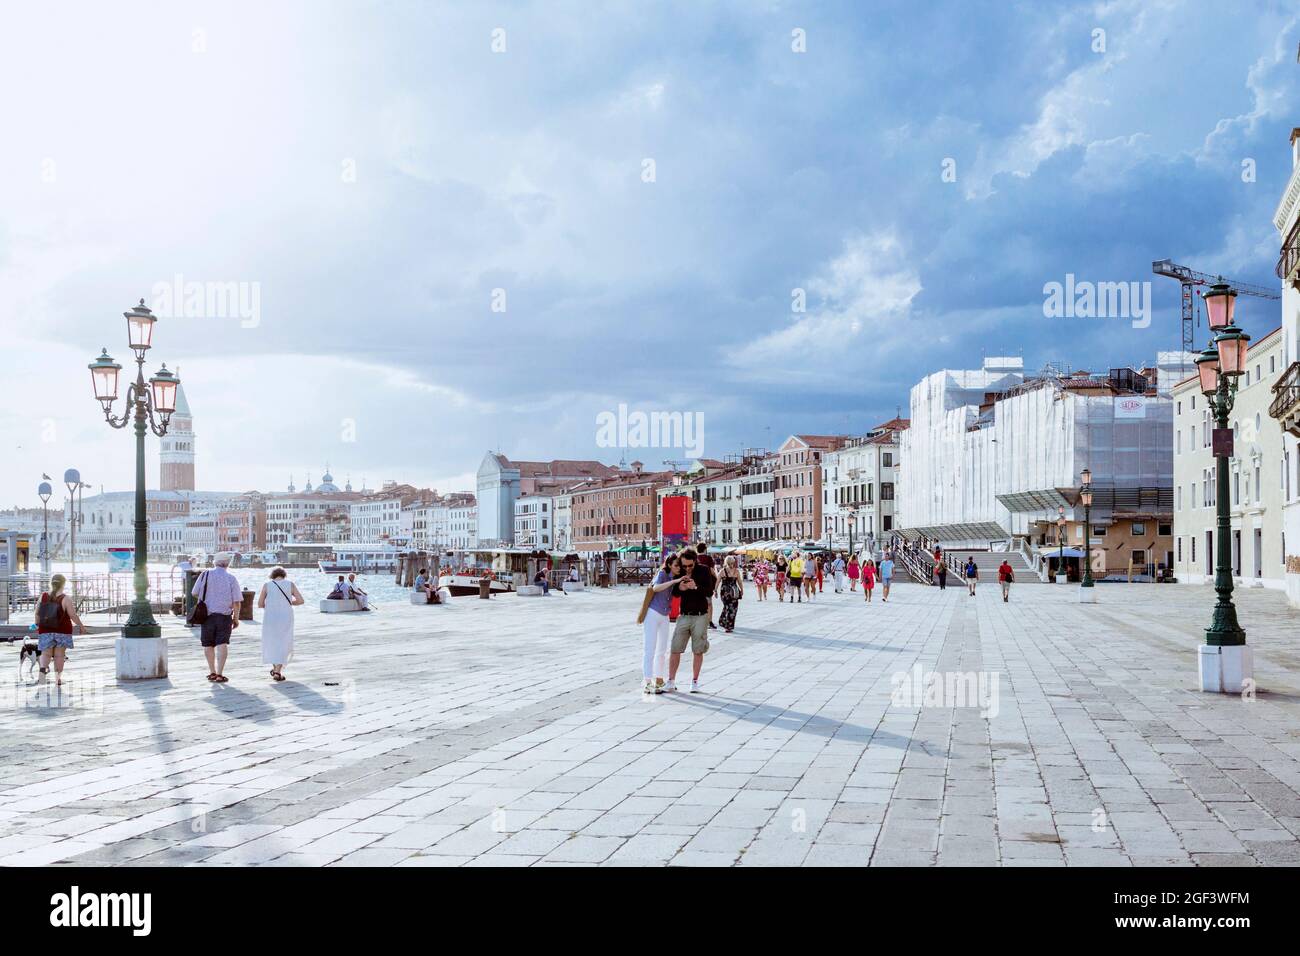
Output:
[753,560,770,601]
[935,555,948,590]
[258,567,304,681]
[847,555,860,591]
[718,556,744,632]
[788,552,804,603]
[640,554,683,694]
[774,553,788,601]
[861,556,877,603]
[34,573,83,685]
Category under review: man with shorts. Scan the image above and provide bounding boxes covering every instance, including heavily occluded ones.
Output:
[195,552,244,683]
[667,549,714,693]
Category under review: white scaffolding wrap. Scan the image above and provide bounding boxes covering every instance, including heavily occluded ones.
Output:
[898,359,1172,545]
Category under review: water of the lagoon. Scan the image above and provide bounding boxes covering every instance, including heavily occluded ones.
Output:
[30,560,417,609]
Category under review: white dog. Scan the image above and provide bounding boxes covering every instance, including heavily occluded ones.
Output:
[18,640,41,679]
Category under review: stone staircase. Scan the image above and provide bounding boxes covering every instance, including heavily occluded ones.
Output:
[947,550,1043,583]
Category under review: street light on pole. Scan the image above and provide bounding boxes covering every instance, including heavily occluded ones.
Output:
[1079,469,1095,600]
[37,480,52,580]
[89,299,181,680]
[1056,505,1066,584]
[1194,280,1252,693]
[63,468,82,584]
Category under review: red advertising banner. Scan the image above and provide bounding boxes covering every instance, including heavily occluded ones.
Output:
[661,495,691,537]
[660,494,692,563]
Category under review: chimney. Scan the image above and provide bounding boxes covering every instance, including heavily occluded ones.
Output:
[631,460,643,475]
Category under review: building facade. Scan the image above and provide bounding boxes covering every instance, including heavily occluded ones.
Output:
[1268,125,1300,606]
[513,492,554,549]
[821,419,907,553]
[898,356,1180,577]
[568,464,668,555]
[773,435,844,543]
[476,454,616,546]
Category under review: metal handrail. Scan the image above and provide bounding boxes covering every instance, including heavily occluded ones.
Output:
[1276,219,1300,283]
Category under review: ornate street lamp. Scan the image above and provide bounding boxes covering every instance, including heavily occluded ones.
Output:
[89,299,181,679]
[1194,281,1252,693]
[1080,469,1094,591]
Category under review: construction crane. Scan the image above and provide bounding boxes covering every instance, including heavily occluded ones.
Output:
[1151,259,1279,358]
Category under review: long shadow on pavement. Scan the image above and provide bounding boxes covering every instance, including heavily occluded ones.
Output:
[661,691,916,750]
[727,628,895,653]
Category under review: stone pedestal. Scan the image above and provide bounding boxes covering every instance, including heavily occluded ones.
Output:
[1078,586,1097,604]
[116,636,168,680]
[1198,644,1253,694]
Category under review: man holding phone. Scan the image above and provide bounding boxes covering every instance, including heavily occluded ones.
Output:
[666,549,714,693]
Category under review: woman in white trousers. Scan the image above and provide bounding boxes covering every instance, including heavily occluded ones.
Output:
[642,554,684,694]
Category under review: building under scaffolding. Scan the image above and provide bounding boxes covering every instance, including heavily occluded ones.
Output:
[897,355,1189,573]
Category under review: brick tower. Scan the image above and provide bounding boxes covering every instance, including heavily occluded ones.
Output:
[159,381,195,490]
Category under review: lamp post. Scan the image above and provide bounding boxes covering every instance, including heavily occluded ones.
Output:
[63,468,83,584]
[1078,469,1096,602]
[37,481,52,579]
[1194,281,1252,693]
[89,299,180,680]
[1056,505,1066,584]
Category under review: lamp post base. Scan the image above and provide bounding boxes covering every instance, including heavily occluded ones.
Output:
[1197,643,1252,694]
[116,635,169,680]
[1077,585,1097,604]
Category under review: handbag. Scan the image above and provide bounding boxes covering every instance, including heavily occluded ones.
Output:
[636,586,654,625]
[186,573,210,627]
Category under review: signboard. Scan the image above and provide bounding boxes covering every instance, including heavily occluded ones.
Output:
[660,494,692,555]
[1114,396,1147,419]
[1212,428,1234,458]
[107,547,134,572]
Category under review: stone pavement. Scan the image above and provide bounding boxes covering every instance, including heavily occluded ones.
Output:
[3,580,1300,867]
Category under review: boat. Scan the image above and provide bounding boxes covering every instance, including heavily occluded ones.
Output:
[318,544,401,574]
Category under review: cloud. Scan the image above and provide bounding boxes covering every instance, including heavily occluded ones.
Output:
[727,232,922,378]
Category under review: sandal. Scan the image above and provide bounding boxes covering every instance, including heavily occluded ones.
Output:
[214,674,229,683]
[206,672,218,681]
[273,672,286,682]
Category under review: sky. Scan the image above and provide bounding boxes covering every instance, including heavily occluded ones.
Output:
[2,0,1299,508]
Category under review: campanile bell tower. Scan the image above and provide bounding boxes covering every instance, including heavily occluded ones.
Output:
[159,381,195,490]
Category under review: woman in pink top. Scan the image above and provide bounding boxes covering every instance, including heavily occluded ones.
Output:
[847,556,860,591]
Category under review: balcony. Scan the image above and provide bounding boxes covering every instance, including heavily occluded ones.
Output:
[1270,361,1300,438]
[1277,218,1300,288]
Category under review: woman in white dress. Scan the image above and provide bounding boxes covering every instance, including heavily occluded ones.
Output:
[257,567,304,681]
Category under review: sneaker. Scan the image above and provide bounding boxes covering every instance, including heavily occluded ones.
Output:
[690,680,701,693]
[708,622,717,630]
[663,680,677,692]
[643,680,655,694]
[653,682,664,694]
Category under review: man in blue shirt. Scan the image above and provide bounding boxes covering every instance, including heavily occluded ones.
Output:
[879,555,895,603]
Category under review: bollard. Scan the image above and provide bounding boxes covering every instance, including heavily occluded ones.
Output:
[478,579,491,600]
[183,569,201,615]
[240,589,255,621]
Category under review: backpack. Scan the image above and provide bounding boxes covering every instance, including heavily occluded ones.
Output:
[37,593,63,631]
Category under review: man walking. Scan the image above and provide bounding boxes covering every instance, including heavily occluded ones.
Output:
[195,552,243,683]
[695,542,719,629]
[997,559,1015,602]
[879,552,895,603]
[788,551,804,603]
[666,550,713,693]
